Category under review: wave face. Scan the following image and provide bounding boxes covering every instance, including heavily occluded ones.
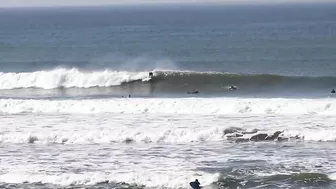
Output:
[0,69,335,98]
[151,71,336,95]
[1,69,335,90]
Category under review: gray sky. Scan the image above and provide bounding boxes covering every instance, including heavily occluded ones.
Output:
[0,0,334,7]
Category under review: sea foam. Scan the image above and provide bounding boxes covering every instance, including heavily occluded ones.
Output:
[0,68,149,89]
[0,97,334,115]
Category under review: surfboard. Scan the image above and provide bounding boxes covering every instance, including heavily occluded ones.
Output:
[142,77,152,82]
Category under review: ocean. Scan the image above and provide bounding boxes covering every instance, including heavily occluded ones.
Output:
[0,3,336,189]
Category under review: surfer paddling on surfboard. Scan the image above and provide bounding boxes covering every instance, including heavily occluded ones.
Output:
[187,90,199,94]
[229,85,237,91]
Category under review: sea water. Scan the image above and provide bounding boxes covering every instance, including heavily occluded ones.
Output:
[1,3,336,189]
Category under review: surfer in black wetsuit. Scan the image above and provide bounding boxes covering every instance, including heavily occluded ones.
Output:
[187,90,199,94]
[149,72,153,78]
[189,179,201,189]
[331,89,335,94]
[229,85,237,91]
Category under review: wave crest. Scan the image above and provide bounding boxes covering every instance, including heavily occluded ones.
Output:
[0,68,150,89]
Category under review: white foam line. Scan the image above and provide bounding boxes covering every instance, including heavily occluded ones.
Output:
[0,68,149,89]
[0,97,335,115]
[0,171,219,188]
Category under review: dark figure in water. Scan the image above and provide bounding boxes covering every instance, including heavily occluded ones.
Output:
[187,90,199,94]
[149,72,153,78]
[229,85,237,91]
[190,179,201,189]
[128,94,131,98]
[332,89,335,94]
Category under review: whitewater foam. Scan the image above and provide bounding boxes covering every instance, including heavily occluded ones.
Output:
[0,97,335,115]
[1,113,336,188]
[1,113,336,145]
[2,124,336,144]
[0,68,150,89]
[0,170,219,188]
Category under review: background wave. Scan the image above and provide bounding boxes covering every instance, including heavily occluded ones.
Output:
[0,69,335,92]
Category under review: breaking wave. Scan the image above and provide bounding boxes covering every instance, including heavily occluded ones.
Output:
[2,122,336,144]
[0,68,150,89]
[0,171,334,188]
[0,69,335,94]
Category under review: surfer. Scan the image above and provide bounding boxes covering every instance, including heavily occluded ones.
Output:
[187,90,199,94]
[332,89,335,94]
[189,179,201,189]
[149,72,153,78]
[229,85,237,91]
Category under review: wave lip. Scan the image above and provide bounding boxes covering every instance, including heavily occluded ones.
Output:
[0,68,150,89]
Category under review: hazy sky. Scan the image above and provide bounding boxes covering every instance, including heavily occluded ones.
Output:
[0,0,334,7]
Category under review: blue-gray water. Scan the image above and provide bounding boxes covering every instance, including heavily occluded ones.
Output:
[0,3,336,98]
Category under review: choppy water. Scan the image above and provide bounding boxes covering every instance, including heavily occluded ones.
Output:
[1,3,336,189]
[1,113,336,189]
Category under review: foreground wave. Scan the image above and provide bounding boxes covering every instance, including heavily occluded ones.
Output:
[0,172,335,189]
[1,125,336,144]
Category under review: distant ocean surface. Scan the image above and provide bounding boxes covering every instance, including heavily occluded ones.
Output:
[1,3,336,189]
